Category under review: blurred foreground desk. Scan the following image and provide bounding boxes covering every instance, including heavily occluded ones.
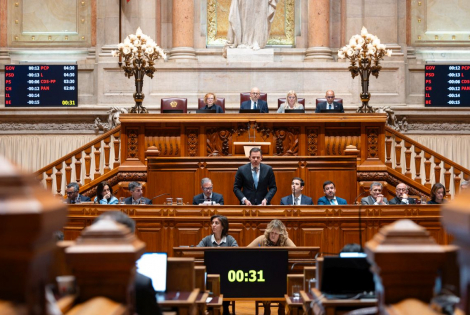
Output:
[158,289,199,315]
[302,288,377,315]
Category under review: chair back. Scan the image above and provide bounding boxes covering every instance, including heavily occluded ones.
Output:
[198,98,225,112]
[316,98,343,105]
[278,98,306,108]
[161,98,188,113]
[240,92,267,105]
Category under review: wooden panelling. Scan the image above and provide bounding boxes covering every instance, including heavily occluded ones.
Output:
[65,204,449,256]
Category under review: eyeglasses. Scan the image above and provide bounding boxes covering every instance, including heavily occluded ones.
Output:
[66,191,77,195]
[396,188,408,192]
[251,92,260,95]
[326,96,335,99]
[207,97,214,100]
[203,186,213,191]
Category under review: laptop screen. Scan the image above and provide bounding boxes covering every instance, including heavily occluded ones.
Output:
[136,252,168,293]
[320,256,375,295]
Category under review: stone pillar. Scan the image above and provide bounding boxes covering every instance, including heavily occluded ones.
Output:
[305,0,333,61]
[169,0,197,62]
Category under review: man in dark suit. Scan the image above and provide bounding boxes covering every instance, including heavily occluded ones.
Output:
[361,182,388,205]
[315,90,344,113]
[124,182,152,205]
[193,177,224,205]
[239,87,269,113]
[317,181,348,205]
[66,182,91,204]
[280,177,314,205]
[233,147,277,205]
[389,183,417,204]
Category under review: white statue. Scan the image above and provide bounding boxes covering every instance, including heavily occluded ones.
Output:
[225,0,278,51]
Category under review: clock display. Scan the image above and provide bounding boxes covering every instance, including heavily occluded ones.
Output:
[228,270,265,282]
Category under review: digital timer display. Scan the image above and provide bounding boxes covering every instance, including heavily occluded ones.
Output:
[204,249,288,298]
[4,65,78,107]
[424,65,470,107]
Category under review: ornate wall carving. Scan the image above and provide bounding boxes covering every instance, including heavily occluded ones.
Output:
[145,130,180,157]
[127,129,138,158]
[273,127,299,156]
[206,128,232,156]
[366,127,379,158]
[307,128,319,156]
[325,129,361,155]
[186,128,199,156]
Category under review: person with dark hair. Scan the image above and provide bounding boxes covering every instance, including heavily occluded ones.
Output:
[193,178,224,205]
[233,147,277,206]
[280,177,313,205]
[361,182,388,205]
[124,182,152,205]
[197,215,238,247]
[94,181,118,205]
[389,183,418,205]
[428,183,446,204]
[317,181,347,205]
[94,211,162,315]
[340,243,362,253]
[201,93,224,113]
[65,182,91,204]
[247,219,296,247]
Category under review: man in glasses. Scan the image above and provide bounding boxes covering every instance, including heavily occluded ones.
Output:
[193,177,224,205]
[315,90,344,113]
[389,183,418,204]
[240,87,269,113]
[361,182,388,205]
[65,182,91,204]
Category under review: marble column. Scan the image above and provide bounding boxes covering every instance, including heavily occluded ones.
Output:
[305,0,333,61]
[169,0,197,62]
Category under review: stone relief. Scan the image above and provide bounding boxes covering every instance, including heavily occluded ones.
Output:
[94,107,129,132]
[375,106,408,132]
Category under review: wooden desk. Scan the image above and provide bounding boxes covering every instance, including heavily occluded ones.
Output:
[206,295,223,315]
[195,291,209,315]
[158,289,199,315]
[285,294,304,315]
[307,288,377,315]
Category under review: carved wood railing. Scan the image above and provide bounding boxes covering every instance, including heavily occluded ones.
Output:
[34,127,121,196]
[385,126,470,198]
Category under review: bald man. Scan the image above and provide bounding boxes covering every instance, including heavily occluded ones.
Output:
[315,90,344,113]
[240,87,269,113]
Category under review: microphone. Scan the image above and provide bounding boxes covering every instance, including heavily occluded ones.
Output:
[152,193,170,200]
[292,186,295,206]
[353,190,369,205]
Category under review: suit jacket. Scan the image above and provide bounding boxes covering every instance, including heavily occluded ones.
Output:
[201,104,224,113]
[134,272,162,315]
[240,100,269,113]
[317,196,348,205]
[361,195,389,205]
[124,196,152,205]
[193,192,224,205]
[233,163,277,205]
[67,194,91,204]
[389,196,417,205]
[315,101,344,113]
[280,195,314,205]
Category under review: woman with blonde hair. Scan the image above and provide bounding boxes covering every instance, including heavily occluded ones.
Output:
[277,90,304,113]
[201,92,224,113]
[247,219,296,247]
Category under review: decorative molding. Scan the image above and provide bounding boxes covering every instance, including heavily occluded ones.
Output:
[187,129,199,156]
[307,129,319,156]
[206,128,232,156]
[366,127,379,158]
[145,130,180,157]
[325,130,361,155]
[81,171,147,197]
[127,129,139,159]
[0,122,95,131]
[406,122,470,131]
[273,127,299,156]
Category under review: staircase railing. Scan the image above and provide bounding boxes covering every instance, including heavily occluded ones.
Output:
[385,126,470,198]
[34,127,121,196]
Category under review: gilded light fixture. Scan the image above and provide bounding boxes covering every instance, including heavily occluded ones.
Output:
[338,27,392,113]
[112,27,166,114]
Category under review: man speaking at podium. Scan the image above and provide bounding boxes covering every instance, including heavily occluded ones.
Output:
[234,147,277,206]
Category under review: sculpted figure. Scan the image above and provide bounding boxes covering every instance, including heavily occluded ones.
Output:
[225,0,278,51]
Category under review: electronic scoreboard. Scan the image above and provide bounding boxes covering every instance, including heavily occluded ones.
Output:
[425,65,470,107]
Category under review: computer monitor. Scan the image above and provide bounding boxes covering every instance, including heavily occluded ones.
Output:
[136,252,168,293]
[204,249,288,298]
[196,109,217,113]
[162,109,184,113]
[320,256,375,297]
[319,109,342,113]
[284,109,305,113]
[239,109,261,113]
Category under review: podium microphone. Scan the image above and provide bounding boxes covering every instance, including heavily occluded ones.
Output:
[152,193,170,201]
[292,186,295,206]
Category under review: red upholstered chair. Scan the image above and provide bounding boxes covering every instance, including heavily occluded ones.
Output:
[161,98,188,113]
[278,98,306,108]
[240,92,267,105]
[315,98,343,106]
[198,98,225,112]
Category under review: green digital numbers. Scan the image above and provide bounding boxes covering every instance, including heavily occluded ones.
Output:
[227,270,265,282]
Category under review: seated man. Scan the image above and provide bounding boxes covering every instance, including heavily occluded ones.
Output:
[361,182,388,205]
[389,183,417,204]
[280,177,313,205]
[240,87,269,113]
[193,178,224,205]
[124,182,152,205]
[315,90,344,113]
[94,211,162,315]
[65,182,91,204]
[317,181,347,205]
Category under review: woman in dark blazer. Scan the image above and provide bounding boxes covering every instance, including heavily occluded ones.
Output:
[201,92,224,113]
[427,183,446,204]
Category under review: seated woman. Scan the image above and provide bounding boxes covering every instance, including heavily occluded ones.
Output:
[201,92,224,113]
[93,181,119,204]
[248,219,296,247]
[427,183,446,204]
[277,90,304,113]
[197,215,238,247]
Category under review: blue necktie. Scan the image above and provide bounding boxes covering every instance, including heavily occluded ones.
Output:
[253,102,257,110]
[253,167,259,189]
